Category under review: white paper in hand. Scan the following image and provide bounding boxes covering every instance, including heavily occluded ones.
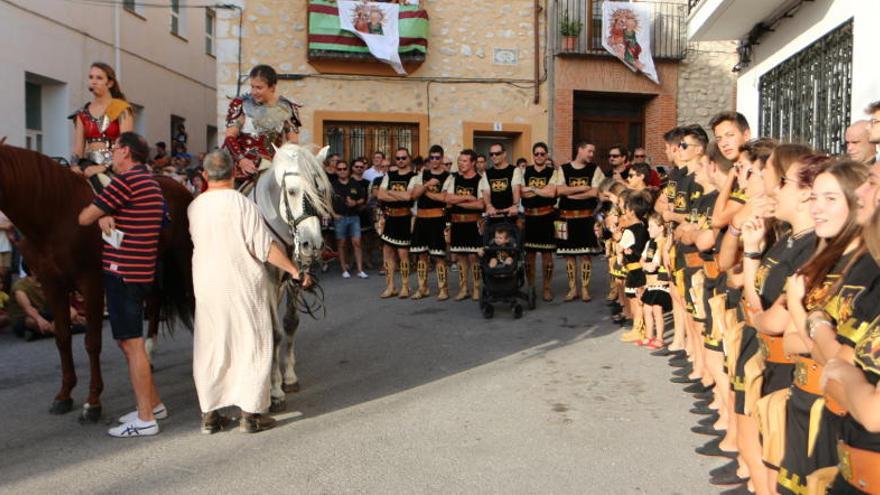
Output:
[102,229,125,249]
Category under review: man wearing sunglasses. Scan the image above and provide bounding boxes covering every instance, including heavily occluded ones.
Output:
[521,142,558,301]
[480,143,523,219]
[608,144,631,184]
[553,141,604,302]
[410,145,452,300]
[331,161,368,280]
[644,125,707,349]
[376,148,417,298]
[351,158,379,270]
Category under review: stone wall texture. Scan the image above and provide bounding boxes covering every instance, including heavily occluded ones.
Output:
[676,40,740,132]
[216,0,550,159]
[216,1,739,162]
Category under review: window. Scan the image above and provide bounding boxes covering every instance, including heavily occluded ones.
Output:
[323,122,419,161]
[170,0,185,37]
[207,125,218,150]
[205,8,215,56]
[123,0,144,16]
[25,82,43,152]
[759,20,853,155]
[170,115,187,152]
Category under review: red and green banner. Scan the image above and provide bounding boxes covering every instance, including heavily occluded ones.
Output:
[308,0,429,62]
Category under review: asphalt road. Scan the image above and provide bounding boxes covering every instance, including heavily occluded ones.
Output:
[0,261,721,494]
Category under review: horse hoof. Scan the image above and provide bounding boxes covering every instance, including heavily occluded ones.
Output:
[269,398,287,413]
[282,382,300,394]
[49,399,74,415]
[78,404,103,424]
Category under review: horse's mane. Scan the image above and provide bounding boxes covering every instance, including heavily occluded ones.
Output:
[0,145,94,229]
[273,143,334,219]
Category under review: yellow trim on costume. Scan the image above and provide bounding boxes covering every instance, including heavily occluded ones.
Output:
[776,467,808,495]
[106,98,132,122]
[808,398,826,458]
[838,318,873,346]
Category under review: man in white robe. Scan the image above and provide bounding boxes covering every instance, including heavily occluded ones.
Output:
[188,150,308,434]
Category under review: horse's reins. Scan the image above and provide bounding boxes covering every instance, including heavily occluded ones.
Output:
[278,171,326,320]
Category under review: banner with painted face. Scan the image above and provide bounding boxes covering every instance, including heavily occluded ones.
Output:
[601,1,659,84]
[338,1,405,75]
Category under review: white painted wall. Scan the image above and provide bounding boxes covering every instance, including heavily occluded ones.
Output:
[736,0,878,130]
[0,0,217,159]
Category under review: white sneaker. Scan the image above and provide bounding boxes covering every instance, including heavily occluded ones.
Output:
[118,403,168,423]
[342,271,351,279]
[108,420,159,438]
[357,271,369,279]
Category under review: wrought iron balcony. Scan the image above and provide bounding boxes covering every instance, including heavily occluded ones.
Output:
[554,0,688,60]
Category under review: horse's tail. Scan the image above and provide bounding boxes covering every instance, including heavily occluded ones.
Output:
[156,177,195,335]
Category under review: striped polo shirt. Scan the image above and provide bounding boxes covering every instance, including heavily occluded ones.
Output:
[93,164,165,283]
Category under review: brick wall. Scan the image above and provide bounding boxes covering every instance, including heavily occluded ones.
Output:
[552,57,679,166]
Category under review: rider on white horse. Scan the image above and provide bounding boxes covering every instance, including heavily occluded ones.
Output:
[223,64,302,184]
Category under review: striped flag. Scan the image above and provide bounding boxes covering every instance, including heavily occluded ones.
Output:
[308,0,428,68]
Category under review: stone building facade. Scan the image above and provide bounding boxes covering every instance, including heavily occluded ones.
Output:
[216,0,549,162]
[1,0,217,158]
[676,41,739,131]
[216,0,738,166]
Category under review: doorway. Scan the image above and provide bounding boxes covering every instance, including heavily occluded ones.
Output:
[572,92,648,170]
[473,135,515,166]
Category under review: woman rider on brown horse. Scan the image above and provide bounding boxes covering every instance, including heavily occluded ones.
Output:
[71,62,133,190]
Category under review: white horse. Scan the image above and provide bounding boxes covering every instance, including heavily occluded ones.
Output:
[248,143,333,412]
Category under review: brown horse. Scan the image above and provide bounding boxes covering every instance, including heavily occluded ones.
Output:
[0,144,194,422]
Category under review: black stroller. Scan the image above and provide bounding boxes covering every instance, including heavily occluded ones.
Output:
[478,218,537,319]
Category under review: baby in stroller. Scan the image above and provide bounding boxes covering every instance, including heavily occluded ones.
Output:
[480,227,516,269]
[477,220,536,319]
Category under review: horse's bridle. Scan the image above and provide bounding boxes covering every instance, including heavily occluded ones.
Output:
[279,170,320,260]
[279,170,326,319]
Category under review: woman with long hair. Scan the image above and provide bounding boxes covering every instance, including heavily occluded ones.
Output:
[737,143,815,494]
[780,159,879,494]
[821,162,880,494]
[72,62,133,184]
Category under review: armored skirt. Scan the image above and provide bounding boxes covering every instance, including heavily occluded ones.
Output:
[556,216,601,256]
[449,221,481,254]
[523,212,557,252]
[410,217,447,257]
[381,215,412,247]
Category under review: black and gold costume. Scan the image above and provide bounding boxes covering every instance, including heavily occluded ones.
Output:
[379,169,416,247]
[444,173,483,253]
[522,165,557,252]
[410,169,450,257]
[554,162,601,256]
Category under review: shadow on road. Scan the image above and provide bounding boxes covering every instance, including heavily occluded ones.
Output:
[0,261,621,488]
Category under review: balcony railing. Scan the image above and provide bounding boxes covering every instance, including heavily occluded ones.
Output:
[554,0,688,60]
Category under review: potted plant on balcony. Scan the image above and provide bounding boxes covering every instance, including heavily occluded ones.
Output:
[559,11,582,52]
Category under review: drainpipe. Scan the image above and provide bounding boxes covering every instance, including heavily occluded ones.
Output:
[114,1,121,76]
[534,0,542,104]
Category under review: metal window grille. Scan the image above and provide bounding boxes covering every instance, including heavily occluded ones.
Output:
[758,20,853,155]
[324,122,420,162]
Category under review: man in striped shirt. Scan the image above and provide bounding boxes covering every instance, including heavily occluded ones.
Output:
[79,132,167,438]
